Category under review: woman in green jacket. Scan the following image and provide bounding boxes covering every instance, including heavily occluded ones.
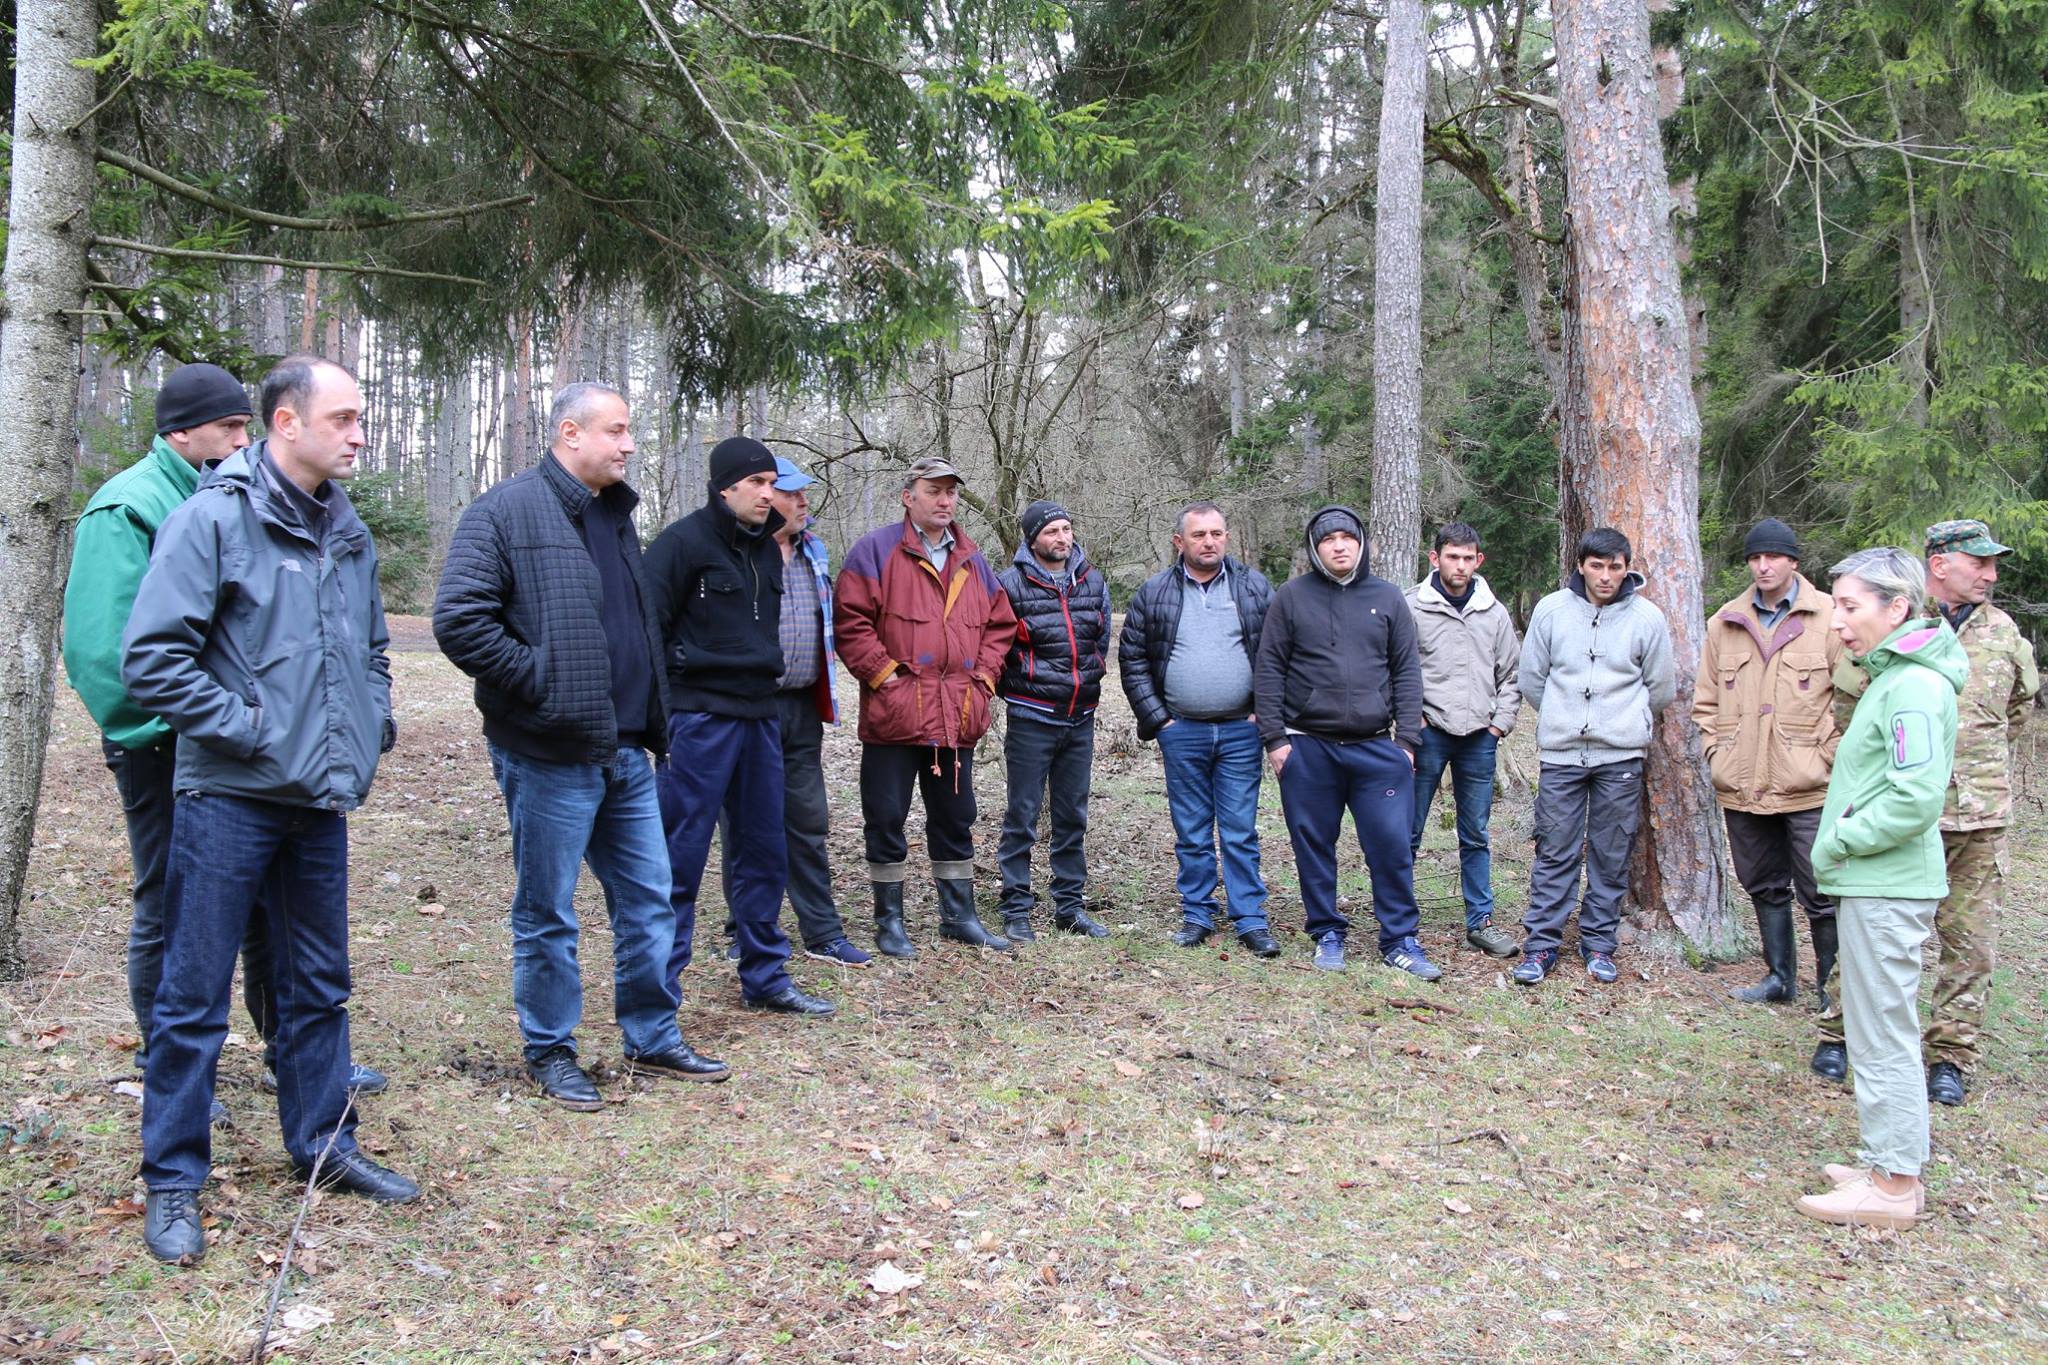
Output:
[1797,547,1966,1231]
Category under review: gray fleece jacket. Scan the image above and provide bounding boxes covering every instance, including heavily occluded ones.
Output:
[1518,570,1677,767]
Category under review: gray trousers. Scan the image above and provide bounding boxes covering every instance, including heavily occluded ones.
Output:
[1521,760,1643,957]
[1839,894,1936,1177]
[721,689,846,951]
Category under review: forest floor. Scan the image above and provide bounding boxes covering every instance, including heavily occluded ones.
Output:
[4,617,2047,1363]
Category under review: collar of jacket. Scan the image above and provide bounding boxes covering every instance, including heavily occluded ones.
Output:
[1012,540,1091,590]
[1176,555,1234,588]
[1414,572,1498,614]
[540,451,641,523]
[1567,568,1645,606]
[897,514,976,567]
[147,435,201,498]
[203,441,368,553]
[704,485,786,546]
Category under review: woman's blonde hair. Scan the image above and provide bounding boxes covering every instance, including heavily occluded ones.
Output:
[1830,546,1928,616]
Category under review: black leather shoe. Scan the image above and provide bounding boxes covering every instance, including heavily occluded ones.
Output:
[628,1043,730,1083]
[1927,1061,1967,1107]
[746,987,838,1016]
[293,1150,421,1203]
[527,1046,604,1111]
[144,1189,206,1263]
[1055,910,1110,938]
[1003,913,1038,943]
[1810,1041,1847,1081]
[1172,924,1212,948]
[1237,929,1281,958]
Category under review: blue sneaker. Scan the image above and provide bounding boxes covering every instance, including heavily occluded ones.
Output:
[1312,932,1346,972]
[1511,949,1558,986]
[805,937,874,968]
[1381,936,1442,982]
[723,942,741,962]
[1585,951,1618,983]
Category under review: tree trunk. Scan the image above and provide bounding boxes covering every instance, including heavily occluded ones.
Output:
[1369,0,1426,586]
[1554,0,1731,953]
[505,309,535,468]
[0,0,98,975]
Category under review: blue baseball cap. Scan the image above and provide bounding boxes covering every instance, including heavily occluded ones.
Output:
[773,455,815,491]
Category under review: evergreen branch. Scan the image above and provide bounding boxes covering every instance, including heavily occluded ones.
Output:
[81,259,199,364]
[91,237,489,286]
[634,0,792,212]
[96,147,534,231]
[684,0,904,76]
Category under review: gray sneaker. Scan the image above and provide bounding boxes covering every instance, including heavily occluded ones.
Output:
[1465,919,1519,958]
[1312,932,1346,972]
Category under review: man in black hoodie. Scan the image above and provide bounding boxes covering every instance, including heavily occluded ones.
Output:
[1254,506,1435,979]
[644,436,835,1017]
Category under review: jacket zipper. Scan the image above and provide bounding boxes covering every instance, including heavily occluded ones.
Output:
[1060,581,1081,717]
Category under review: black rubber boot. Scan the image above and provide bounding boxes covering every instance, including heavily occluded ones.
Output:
[1732,902,1797,1003]
[1809,913,1839,1012]
[872,882,915,960]
[935,879,1010,950]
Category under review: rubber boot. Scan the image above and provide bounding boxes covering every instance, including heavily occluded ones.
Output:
[935,879,1010,950]
[1731,902,1797,1003]
[1809,913,1838,1013]
[872,881,915,960]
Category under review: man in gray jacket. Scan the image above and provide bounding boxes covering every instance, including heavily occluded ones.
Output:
[1404,523,1521,958]
[121,356,418,1264]
[1512,527,1677,986]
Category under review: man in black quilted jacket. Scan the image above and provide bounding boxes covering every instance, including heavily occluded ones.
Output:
[434,382,730,1111]
[995,501,1111,942]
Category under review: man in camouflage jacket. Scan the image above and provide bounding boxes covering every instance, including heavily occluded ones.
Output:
[1813,520,2040,1105]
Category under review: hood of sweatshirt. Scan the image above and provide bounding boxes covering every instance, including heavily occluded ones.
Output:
[1303,503,1367,585]
[1860,616,1970,694]
[1568,567,1646,606]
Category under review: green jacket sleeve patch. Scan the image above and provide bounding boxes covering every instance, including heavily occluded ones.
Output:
[1889,709,1935,769]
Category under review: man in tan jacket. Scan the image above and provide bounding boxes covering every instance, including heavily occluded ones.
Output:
[1691,519,1843,1005]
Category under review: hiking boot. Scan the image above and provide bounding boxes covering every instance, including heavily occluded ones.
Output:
[1927,1061,1966,1107]
[527,1046,603,1112]
[1312,932,1346,972]
[1172,924,1213,949]
[144,1190,206,1263]
[1237,928,1281,959]
[1465,919,1518,958]
[1810,1041,1847,1081]
[1511,949,1557,985]
[1054,909,1109,938]
[1584,951,1619,984]
[805,937,874,968]
[1381,937,1441,981]
[1796,1177,1920,1230]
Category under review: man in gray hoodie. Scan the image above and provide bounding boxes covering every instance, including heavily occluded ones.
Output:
[1513,527,1677,985]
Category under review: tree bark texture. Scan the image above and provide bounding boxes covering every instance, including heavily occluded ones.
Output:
[1369,0,1425,586]
[1553,0,1733,952]
[0,0,99,976]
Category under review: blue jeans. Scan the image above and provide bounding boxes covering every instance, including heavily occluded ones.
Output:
[142,794,355,1191]
[1155,718,1266,932]
[997,715,1096,920]
[489,743,684,1063]
[657,713,792,1003]
[1409,726,1499,930]
[1277,735,1420,951]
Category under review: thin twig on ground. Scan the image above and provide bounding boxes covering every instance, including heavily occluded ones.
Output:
[1410,1126,1537,1193]
[250,1088,358,1361]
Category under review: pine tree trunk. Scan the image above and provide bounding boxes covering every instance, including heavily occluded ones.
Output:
[0,0,98,975]
[1369,0,1426,586]
[1554,0,1732,953]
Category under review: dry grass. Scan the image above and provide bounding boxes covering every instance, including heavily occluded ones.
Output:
[3,623,2045,1362]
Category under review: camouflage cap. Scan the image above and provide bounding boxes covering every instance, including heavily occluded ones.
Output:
[1924,519,2013,558]
[902,456,965,490]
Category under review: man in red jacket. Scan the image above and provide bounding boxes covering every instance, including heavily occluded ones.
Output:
[835,458,1019,956]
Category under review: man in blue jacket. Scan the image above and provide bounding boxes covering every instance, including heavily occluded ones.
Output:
[1513,527,1678,986]
[996,501,1111,941]
[1255,506,1433,978]
[122,356,418,1263]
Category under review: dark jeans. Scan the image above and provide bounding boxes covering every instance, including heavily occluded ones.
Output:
[997,715,1095,920]
[657,713,793,1003]
[1409,726,1499,930]
[1724,806,1835,920]
[1276,735,1419,951]
[103,739,272,1055]
[489,743,686,1062]
[861,744,976,876]
[720,690,847,951]
[142,794,356,1191]
[1154,718,1266,931]
[1522,759,1644,957]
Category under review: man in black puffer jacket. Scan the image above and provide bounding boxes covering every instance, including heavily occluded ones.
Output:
[436,382,730,1110]
[1256,505,1433,980]
[995,502,1112,942]
[643,436,835,1019]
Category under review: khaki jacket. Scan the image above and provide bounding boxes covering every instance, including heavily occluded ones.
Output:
[1832,601,2039,831]
[1404,573,1520,736]
[1691,574,1842,814]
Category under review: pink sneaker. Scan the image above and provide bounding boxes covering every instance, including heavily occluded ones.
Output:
[1797,1176,1920,1229]
[1823,1163,1924,1213]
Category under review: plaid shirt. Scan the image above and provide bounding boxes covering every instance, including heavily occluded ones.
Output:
[775,528,839,722]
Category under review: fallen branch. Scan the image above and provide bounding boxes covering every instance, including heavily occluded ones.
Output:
[1385,996,1463,1015]
[1410,1126,1535,1193]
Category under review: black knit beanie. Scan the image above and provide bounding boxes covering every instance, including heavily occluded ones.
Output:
[708,435,776,491]
[1020,500,1072,548]
[1743,518,1801,560]
[155,363,252,435]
